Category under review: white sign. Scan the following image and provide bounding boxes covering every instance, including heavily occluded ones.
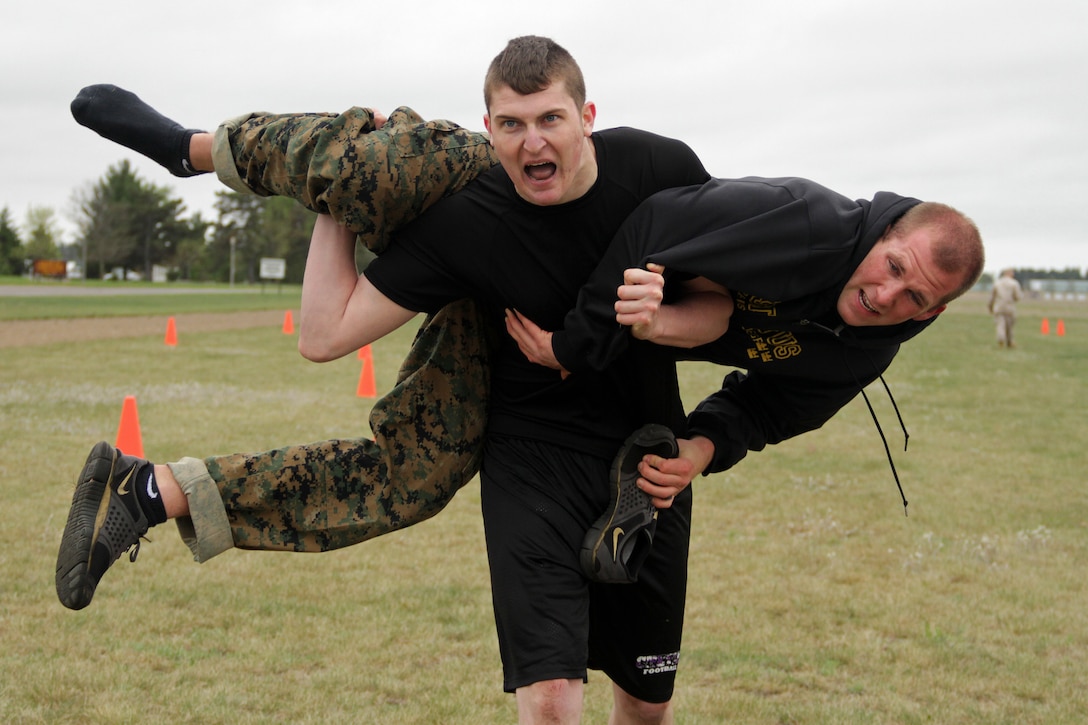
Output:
[259,257,286,280]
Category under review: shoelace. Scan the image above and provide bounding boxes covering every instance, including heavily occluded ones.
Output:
[128,537,148,563]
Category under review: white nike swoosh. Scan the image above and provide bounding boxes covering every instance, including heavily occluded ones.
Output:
[146,473,159,500]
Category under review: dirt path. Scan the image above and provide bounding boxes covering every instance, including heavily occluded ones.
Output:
[0,311,289,348]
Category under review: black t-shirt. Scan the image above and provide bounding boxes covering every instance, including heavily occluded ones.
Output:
[365,127,709,458]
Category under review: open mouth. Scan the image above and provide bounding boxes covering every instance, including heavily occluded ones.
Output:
[525,162,557,181]
[859,290,877,314]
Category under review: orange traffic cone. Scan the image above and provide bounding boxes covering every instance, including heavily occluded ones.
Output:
[115,395,145,458]
[356,344,376,398]
[1057,319,1066,336]
[282,310,295,334]
[165,316,178,347]
[1041,318,1050,335]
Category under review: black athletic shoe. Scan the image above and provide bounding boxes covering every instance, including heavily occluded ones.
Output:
[581,424,678,584]
[55,442,150,610]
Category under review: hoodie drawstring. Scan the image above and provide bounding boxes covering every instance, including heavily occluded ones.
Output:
[856,379,910,516]
[803,319,912,515]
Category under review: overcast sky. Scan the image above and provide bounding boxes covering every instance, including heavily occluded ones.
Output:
[3,0,1085,274]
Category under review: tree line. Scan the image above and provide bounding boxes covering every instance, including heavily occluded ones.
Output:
[1,160,1085,285]
[0,160,319,284]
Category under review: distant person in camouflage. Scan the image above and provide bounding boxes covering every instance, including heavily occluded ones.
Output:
[988,267,1022,347]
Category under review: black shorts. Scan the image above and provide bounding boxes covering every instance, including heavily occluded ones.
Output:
[480,434,692,703]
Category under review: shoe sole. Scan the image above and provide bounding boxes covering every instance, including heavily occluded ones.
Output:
[581,424,678,583]
[55,442,116,610]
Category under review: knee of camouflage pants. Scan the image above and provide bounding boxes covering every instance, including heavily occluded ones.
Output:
[208,298,492,552]
[369,296,493,512]
[215,106,497,254]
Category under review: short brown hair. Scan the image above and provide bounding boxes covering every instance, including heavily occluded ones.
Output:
[890,202,985,305]
[483,36,586,111]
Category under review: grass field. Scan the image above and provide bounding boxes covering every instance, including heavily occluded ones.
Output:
[1,292,1085,723]
[0,280,303,321]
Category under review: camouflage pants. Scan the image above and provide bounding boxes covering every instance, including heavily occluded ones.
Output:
[204,298,492,553]
[173,107,499,559]
[212,106,497,253]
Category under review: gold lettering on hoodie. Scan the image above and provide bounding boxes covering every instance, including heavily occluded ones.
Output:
[733,292,777,317]
[734,293,802,361]
[744,326,802,361]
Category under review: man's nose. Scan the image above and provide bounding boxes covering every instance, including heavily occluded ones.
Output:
[873,280,905,307]
[523,126,546,153]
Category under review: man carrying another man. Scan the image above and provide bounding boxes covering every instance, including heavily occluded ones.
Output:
[60,35,983,724]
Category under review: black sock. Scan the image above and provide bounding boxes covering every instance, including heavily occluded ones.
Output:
[132,463,169,527]
[71,84,207,178]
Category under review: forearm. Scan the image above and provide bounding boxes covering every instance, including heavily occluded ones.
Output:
[551,271,733,372]
[299,217,364,360]
[678,435,715,475]
[636,434,716,508]
[298,216,416,361]
[635,287,733,347]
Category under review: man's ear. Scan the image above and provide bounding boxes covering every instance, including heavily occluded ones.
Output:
[913,304,947,321]
[483,114,492,143]
[581,101,597,136]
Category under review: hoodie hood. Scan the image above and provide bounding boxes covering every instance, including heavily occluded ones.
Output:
[836,190,936,347]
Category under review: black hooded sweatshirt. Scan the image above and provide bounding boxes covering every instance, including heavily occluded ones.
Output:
[550,176,936,475]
